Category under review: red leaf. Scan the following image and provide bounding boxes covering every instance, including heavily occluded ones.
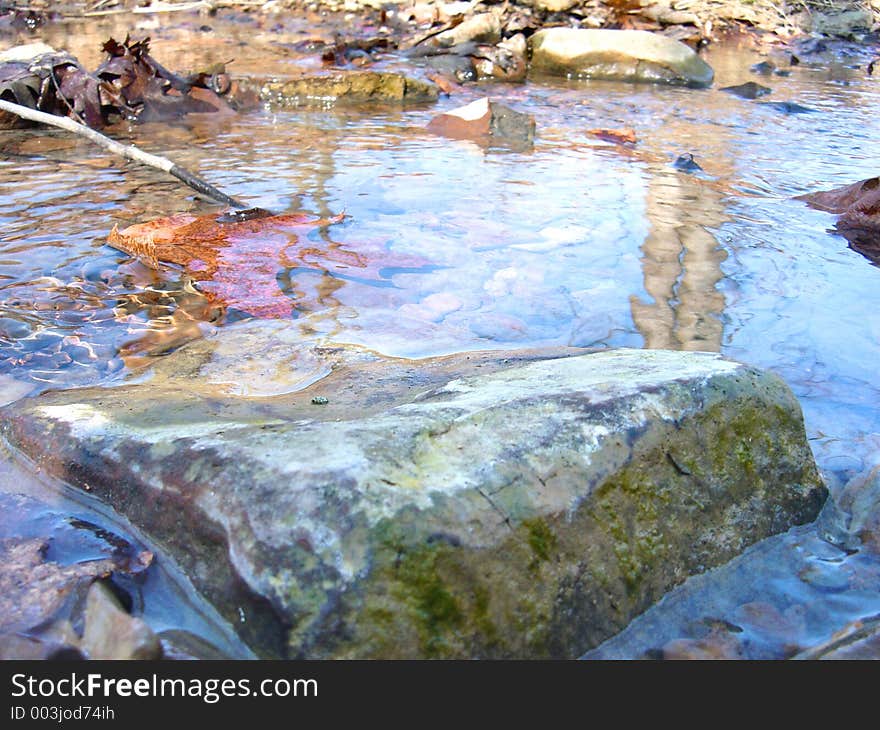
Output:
[107,211,431,319]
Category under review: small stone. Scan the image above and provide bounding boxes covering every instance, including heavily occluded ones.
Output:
[721,82,772,99]
[750,61,776,75]
[838,464,880,554]
[431,12,501,48]
[673,153,702,172]
[399,292,463,322]
[427,97,535,149]
[81,581,162,660]
[0,318,30,340]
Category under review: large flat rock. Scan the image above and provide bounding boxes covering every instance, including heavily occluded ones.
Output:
[528,28,714,87]
[0,331,825,658]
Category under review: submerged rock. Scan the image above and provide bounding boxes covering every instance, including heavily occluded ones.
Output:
[528,28,714,87]
[756,101,816,114]
[721,81,772,99]
[673,152,702,172]
[750,60,776,75]
[0,341,826,658]
[244,71,439,107]
[836,465,880,554]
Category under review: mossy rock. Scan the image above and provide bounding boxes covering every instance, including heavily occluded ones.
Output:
[1,345,824,657]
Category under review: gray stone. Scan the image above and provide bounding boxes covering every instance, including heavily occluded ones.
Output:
[528,28,714,87]
[806,10,875,38]
[721,82,772,99]
[0,337,825,658]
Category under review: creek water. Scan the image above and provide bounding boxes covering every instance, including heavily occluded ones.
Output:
[1,13,878,658]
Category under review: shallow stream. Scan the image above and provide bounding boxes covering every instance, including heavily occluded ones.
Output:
[1,13,878,658]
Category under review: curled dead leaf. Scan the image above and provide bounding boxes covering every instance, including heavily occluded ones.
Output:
[796,177,880,265]
[586,127,638,145]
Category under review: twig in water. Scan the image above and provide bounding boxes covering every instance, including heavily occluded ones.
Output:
[0,97,248,209]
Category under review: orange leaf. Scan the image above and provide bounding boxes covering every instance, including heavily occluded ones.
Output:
[586,127,637,145]
[108,210,430,318]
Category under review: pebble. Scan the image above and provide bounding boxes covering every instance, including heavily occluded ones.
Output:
[0,318,31,340]
[469,313,528,341]
[81,581,162,660]
[398,292,463,322]
[673,153,703,172]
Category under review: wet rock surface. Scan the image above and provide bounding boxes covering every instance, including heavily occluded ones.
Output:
[720,81,772,99]
[1,332,826,658]
[587,462,880,659]
[0,490,157,659]
[528,28,715,87]
[243,70,439,107]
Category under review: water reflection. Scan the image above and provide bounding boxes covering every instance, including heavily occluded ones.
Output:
[630,168,728,351]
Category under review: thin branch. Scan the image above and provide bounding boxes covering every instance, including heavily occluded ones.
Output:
[0,98,247,209]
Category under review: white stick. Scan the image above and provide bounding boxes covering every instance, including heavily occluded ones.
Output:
[0,98,246,208]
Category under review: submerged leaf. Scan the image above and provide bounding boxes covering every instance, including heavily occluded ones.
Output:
[107,211,431,319]
[586,127,637,145]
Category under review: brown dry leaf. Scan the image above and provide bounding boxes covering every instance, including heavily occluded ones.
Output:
[424,71,460,95]
[108,210,432,319]
[796,177,880,265]
[796,177,879,215]
[586,127,638,145]
[96,35,235,123]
